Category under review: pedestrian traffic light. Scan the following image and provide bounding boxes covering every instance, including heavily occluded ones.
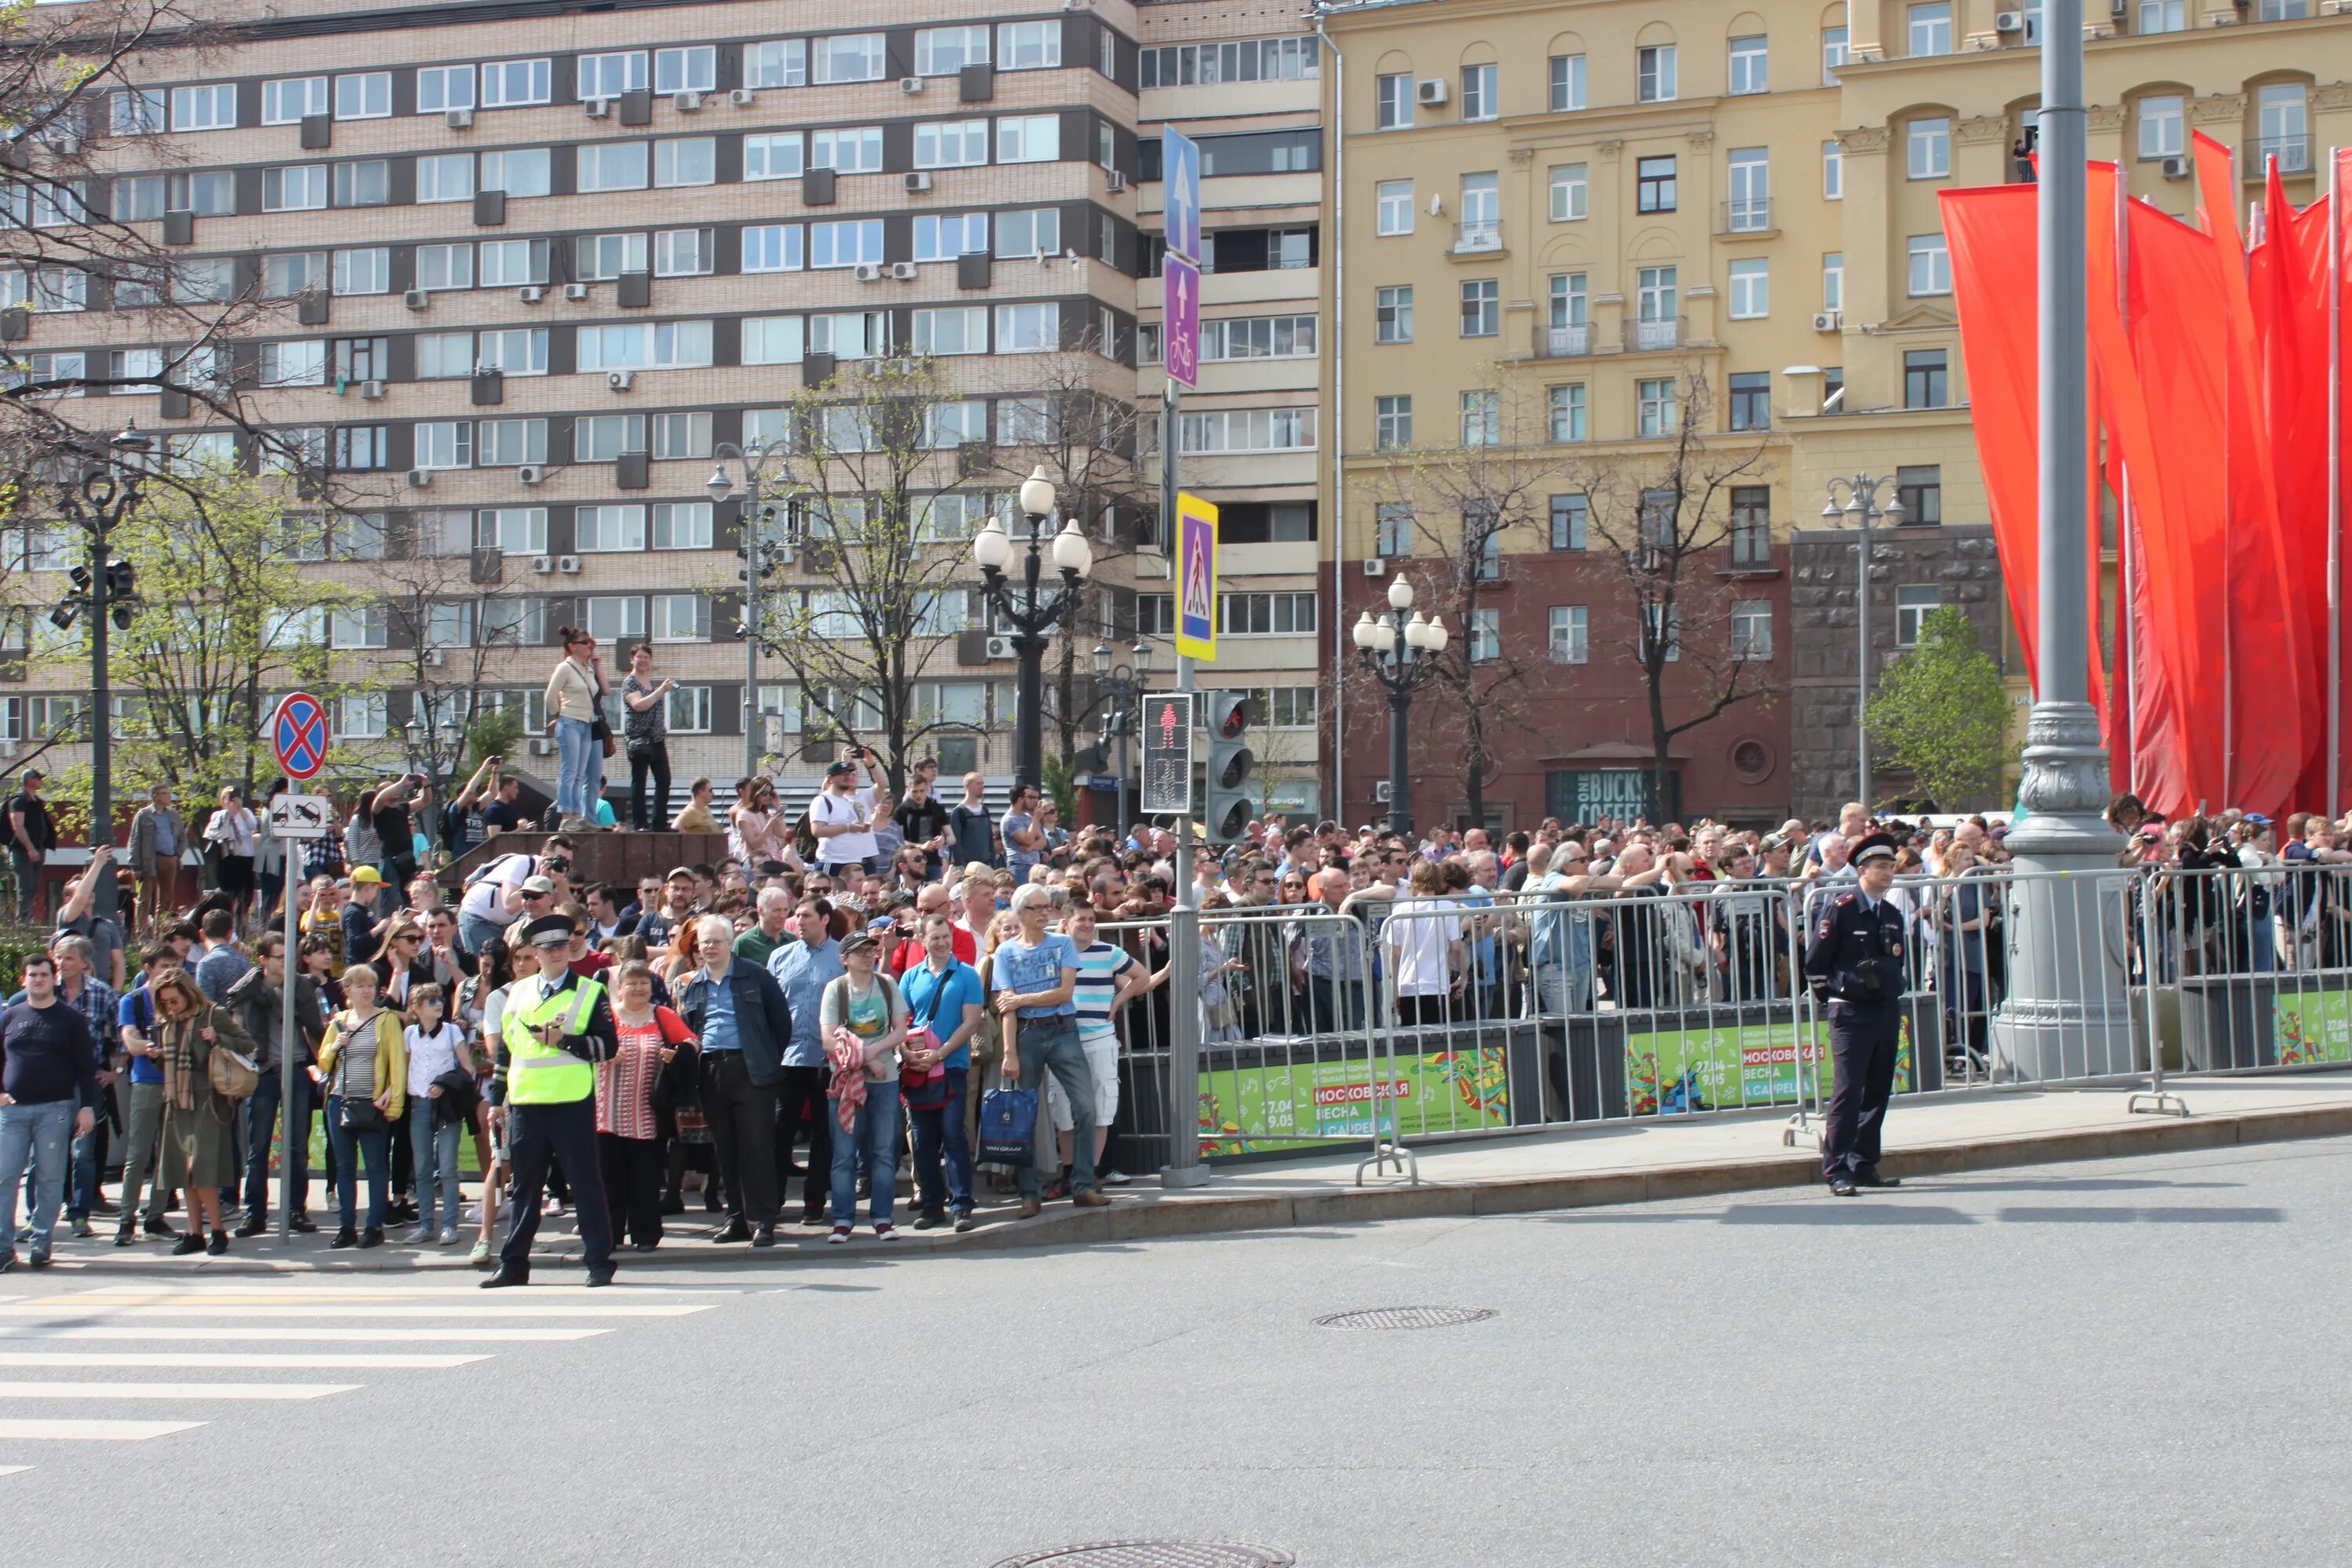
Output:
[104,558,133,598]
[1203,691,1256,844]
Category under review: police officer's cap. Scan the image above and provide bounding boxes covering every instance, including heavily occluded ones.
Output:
[1853,833,1900,867]
[521,913,576,948]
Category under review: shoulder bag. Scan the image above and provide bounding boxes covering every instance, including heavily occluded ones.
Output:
[206,1021,260,1100]
[900,971,952,1112]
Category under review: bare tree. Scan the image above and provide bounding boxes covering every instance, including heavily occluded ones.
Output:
[372,514,541,795]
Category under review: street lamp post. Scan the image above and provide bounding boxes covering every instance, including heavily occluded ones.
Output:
[704,441,791,785]
[1350,573,1450,837]
[1820,474,1904,808]
[973,468,1093,791]
[49,423,152,924]
[401,713,462,856]
[1092,639,1152,841]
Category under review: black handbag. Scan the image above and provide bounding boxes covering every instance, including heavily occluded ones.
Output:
[338,1095,387,1134]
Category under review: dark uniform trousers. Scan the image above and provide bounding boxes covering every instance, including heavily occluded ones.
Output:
[1822,1000,1902,1179]
[502,1099,612,1277]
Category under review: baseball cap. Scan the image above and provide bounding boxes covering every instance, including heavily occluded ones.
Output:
[349,865,383,885]
[520,875,557,896]
[825,760,855,777]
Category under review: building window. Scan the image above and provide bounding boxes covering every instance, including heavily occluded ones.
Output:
[1550,273,1588,330]
[915,118,990,169]
[1469,609,1501,665]
[1548,385,1587,443]
[332,248,390,296]
[482,57,553,107]
[332,160,390,207]
[1550,495,1588,551]
[1375,72,1413,130]
[1642,603,1681,663]
[1460,390,1500,447]
[743,132,804,182]
[1907,234,1951,297]
[417,64,474,112]
[1638,378,1678,437]
[1823,253,1845,313]
[1730,485,1771,562]
[1637,44,1677,103]
[262,76,327,125]
[1548,605,1589,665]
[1376,180,1414,235]
[1728,35,1767,96]
[575,49,646,100]
[1895,586,1942,647]
[172,83,238,131]
[577,142,649,192]
[2139,96,2184,161]
[1730,600,1773,661]
[990,114,1055,165]
[586,596,646,641]
[1139,37,1319,87]
[2257,83,2310,173]
[1375,285,1414,344]
[1904,349,1949,408]
[2138,1,2187,32]
[654,137,716,187]
[576,504,646,554]
[1908,117,1951,180]
[1909,3,1953,56]
[745,40,807,88]
[1375,395,1413,450]
[1727,147,1770,230]
[1550,53,1585,112]
[1460,278,1498,337]
[994,301,1060,353]
[336,71,391,119]
[1728,259,1770,320]
[655,45,717,94]
[1637,266,1679,325]
[1375,503,1413,557]
[1461,63,1497,121]
[1219,592,1318,636]
[1823,139,1843,200]
[329,607,388,650]
[1821,26,1849,84]
[1728,373,1771,433]
[1896,465,1943,524]
[1637,155,1677,213]
[1549,163,1587,222]
[263,165,327,212]
[813,33,887,85]
[1458,171,1499,247]
[996,19,1062,70]
[112,89,165,136]
[913,306,989,357]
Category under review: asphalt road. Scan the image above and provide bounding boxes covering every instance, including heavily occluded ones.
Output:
[5,1136,2349,1568]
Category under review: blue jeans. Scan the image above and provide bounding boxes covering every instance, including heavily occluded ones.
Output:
[555,717,596,818]
[242,1069,312,1220]
[829,1078,901,1227]
[410,1102,463,1232]
[325,1097,390,1231]
[0,1099,75,1255]
[1009,1014,1095,1200]
[458,912,507,957]
[908,1066,972,1214]
[67,1085,106,1219]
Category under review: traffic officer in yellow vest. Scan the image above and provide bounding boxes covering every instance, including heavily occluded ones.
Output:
[483,913,619,1288]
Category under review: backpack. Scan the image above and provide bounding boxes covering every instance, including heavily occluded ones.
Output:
[463,851,530,892]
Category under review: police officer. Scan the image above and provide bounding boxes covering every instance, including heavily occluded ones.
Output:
[483,913,618,1287]
[1802,833,1908,1196]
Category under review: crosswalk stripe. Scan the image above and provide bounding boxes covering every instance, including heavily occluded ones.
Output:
[0,1326,605,1343]
[0,1418,206,1441]
[0,1466,28,1477]
[0,1304,711,1319]
[0,1352,488,1370]
[0,1381,358,1401]
[45,1287,730,1302]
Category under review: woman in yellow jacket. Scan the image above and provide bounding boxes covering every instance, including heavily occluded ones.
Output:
[543,626,607,829]
[314,962,407,1249]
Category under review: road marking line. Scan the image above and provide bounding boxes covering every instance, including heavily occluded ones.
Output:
[41,1286,731,1301]
[0,1418,206,1441]
[0,1327,605,1343]
[0,1381,358,1401]
[0,1465,28,1477]
[0,1352,489,1370]
[0,1304,710,1319]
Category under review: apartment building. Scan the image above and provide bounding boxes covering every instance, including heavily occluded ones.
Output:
[1319,0,2352,826]
[4,0,1171,815]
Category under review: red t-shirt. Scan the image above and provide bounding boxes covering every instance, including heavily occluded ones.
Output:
[888,927,975,975]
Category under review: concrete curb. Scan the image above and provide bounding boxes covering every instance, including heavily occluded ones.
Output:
[43,1098,2352,1276]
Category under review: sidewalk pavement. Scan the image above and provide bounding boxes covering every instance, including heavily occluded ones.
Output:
[27,1069,2352,1275]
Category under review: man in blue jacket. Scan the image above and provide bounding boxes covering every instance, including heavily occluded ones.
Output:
[675,914,794,1247]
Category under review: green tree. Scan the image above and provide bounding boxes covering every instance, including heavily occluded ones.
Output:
[1864,604,2013,810]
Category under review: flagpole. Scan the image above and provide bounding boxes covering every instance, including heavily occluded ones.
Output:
[2330,147,2343,818]
[2117,162,2140,796]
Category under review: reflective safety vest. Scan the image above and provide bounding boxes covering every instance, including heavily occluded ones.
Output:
[504,972,604,1105]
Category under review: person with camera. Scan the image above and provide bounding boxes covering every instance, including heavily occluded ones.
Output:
[811,755,879,881]
[1802,833,1909,1197]
[619,644,676,833]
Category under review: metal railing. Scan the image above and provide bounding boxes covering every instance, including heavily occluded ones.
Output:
[1720,196,1773,233]
[1535,321,1591,358]
[2248,134,2314,176]
[1451,220,1503,254]
[1624,315,1685,352]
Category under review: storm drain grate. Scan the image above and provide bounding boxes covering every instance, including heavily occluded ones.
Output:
[992,1545,1294,1568]
[1313,1305,1497,1332]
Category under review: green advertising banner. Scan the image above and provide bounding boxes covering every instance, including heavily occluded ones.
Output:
[1624,1018,1918,1116]
[1198,1046,1510,1158]
[2274,990,2352,1065]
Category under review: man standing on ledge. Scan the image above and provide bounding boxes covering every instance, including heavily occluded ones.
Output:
[484,913,617,1287]
[1802,833,1908,1198]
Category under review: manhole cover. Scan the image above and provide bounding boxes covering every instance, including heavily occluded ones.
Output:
[1313,1305,1497,1331]
[993,1545,1294,1568]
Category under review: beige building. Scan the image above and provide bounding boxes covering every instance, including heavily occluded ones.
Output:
[1317,0,2352,824]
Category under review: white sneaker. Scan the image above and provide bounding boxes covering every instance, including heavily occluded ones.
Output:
[1101,1171,1134,1187]
[405,1225,434,1244]
[438,1227,459,1245]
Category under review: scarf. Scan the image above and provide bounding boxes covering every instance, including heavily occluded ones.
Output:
[826,1025,868,1133]
[158,1005,209,1112]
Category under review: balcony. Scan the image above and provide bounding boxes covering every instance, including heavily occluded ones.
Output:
[1623,315,1685,353]
[1719,197,1773,234]
[1451,220,1503,256]
[2247,134,2313,176]
[1534,321,1591,358]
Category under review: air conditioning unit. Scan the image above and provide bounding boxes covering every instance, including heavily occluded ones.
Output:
[729,86,756,107]
[583,98,612,118]
[984,635,1018,659]
[1416,78,1449,106]
[2083,22,2114,37]
[606,369,634,391]
[1361,558,1386,577]
[2161,155,2190,180]
[1994,9,2024,30]
[899,77,924,94]
[517,285,545,303]
[53,135,82,157]
[517,463,544,485]
[557,554,580,573]
[445,107,474,129]
[564,282,590,300]
[905,171,934,193]
[405,468,432,488]
[404,289,430,310]
[359,379,387,399]
[851,263,884,282]
[1811,310,1842,332]
[889,261,918,281]
[1105,169,1127,192]
[673,90,703,112]
[528,737,554,756]
[1374,780,1393,804]
[427,648,448,666]
[531,554,555,574]
[2324,0,2352,14]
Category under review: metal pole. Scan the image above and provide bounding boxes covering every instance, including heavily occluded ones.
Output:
[1855,492,1871,808]
[2330,146,2343,818]
[1115,710,1130,843]
[1162,376,1206,1189]
[742,472,761,784]
[87,516,115,925]
[2116,163,2140,796]
[1387,669,1411,836]
[278,844,298,1240]
[2036,2,2089,718]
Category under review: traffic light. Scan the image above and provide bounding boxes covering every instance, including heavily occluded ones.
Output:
[1203,691,1257,844]
[104,558,134,598]
[67,565,92,596]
